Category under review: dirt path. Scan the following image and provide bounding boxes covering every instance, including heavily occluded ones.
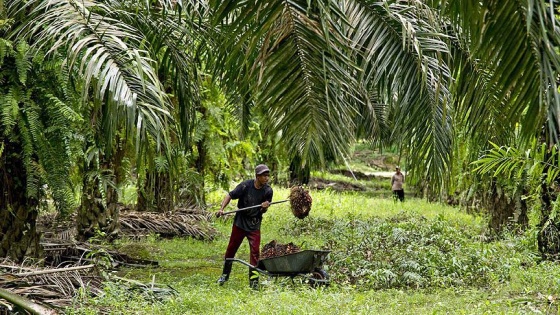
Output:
[367,171,394,179]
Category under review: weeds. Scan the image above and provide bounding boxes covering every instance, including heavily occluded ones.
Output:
[323,213,517,289]
[67,186,560,314]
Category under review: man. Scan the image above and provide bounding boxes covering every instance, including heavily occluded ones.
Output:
[391,166,405,202]
[216,164,273,289]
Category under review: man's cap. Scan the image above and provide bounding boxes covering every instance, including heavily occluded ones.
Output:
[255,164,270,175]
[396,166,400,170]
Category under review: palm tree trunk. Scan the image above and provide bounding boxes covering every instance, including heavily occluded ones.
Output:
[155,171,173,212]
[195,136,206,203]
[486,181,515,233]
[289,156,310,185]
[485,181,529,235]
[0,140,41,262]
[77,173,120,241]
[77,141,124,241]
[137,170,173,212]
[136,177,149,211]
[537,157,559,259]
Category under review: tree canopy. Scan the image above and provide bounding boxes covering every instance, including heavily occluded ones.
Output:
[1,0,560,258]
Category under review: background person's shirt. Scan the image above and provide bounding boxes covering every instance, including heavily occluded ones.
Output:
[391,173,405,191]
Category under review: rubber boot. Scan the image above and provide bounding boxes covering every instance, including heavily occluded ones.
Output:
[218,259,233,285]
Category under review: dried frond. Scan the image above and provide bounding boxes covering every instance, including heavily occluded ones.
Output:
[36,212,77,240]
[37,207,215,242]
[0,256,173,311]
[119,211,217,240]
[0,260,103,309]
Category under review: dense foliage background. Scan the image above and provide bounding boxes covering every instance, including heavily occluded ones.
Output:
[2,0,560,313]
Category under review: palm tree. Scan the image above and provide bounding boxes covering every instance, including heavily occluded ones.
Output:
[210,0,560,251]
[433,0,560,247]
[207,0,452,186]
[4,0,450,254]
[0,39,81,260]
[7,0,559,259]
[4,0,174,250]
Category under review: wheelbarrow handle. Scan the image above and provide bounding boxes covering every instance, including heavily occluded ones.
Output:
[222,199,288,215]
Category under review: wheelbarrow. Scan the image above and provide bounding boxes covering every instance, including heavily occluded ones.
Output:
[226,250,331,287]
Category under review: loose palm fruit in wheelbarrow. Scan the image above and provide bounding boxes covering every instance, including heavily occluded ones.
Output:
[289,186,312,219]
[261,240,301,259]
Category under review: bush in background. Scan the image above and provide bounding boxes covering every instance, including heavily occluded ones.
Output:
[284,212,535,290]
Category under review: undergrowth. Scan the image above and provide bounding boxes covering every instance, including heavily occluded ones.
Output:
[284,212,536,290]
[66,185,560,314]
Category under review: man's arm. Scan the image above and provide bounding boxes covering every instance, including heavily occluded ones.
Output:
[216,194,232,217]
[261,188,273,213]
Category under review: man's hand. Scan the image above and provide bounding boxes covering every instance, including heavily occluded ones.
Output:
[261,201,270,213]
[217,193,232,218]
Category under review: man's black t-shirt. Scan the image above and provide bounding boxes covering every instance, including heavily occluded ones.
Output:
[229,179,273,231]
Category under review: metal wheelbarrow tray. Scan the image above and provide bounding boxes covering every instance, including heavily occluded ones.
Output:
[226,250,331,286]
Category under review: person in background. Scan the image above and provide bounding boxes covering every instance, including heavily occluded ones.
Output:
[391,166,405,202]
[216,164,273,289]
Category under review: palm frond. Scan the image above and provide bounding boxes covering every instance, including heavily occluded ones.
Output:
[119,210,217,240]
[105,0,209,146]
[345,0,452,191]
[7,0,173,152]
[353,88,391,148]
[209,0,359,167]
[472,140,560,196]
[437,0,560,144]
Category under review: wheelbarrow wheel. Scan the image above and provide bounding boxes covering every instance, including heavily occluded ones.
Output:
[309,269,329,288]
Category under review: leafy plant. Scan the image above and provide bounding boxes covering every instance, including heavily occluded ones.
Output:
[473,141,560,256]
[290,212,525,290]
[62,186,560,314]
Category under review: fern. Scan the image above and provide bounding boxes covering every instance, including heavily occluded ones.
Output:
[45,93,83,123]
[0,37,83,215]
[390,227,409,244]
[17,116,40,199]
[372,268,397,287]
[0,38,13,66]
[14,41,31,85]
[154,154,169,173]
[402,271,424,287]
[399,260,421,272]
[0,87,19,135]
[38,98,79,214]
[473,141,559,187]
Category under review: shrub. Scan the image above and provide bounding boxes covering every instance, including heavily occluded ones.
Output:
[287,212,527,290]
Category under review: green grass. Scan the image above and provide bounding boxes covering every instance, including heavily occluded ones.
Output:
[67,188,560,314]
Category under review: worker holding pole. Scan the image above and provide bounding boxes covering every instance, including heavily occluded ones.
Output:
[216,164,273,289]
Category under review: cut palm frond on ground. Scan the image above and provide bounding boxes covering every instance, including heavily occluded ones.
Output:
[119,210,217,240]
[0,259,176,312]
[41,241,159,268]
[0,287,57,315]
[37,207,216,241]
[0,260,103,311]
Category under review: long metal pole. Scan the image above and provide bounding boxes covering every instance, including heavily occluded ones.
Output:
[221,199,288,215]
